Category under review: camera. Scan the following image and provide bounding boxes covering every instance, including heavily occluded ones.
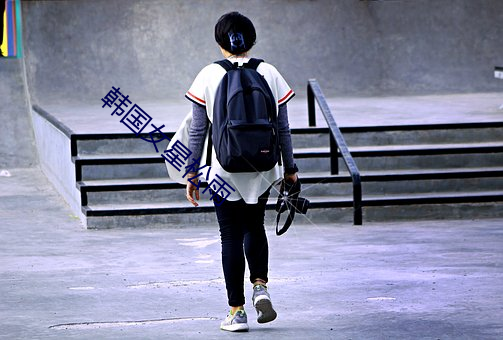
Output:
[293,196,310,214]
[275,179,310,215]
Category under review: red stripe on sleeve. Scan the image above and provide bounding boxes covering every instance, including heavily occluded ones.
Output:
[187,91,206,105]
[278,89,294,104]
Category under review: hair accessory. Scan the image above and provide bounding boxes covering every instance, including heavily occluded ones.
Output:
[228,32,245,52]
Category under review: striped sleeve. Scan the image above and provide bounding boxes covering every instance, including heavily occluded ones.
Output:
[185,91,206,106]
[278,89,295,105]
[185,67,208,106]
[275,71,295,105]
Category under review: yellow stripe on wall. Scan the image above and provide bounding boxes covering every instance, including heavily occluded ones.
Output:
[0,8,7,57]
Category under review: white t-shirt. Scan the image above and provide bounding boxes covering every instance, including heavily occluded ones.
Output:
[185,57,295,203]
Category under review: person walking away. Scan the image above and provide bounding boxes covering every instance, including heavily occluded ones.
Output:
[185,11,298,332]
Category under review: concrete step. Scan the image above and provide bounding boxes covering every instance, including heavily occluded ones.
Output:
[74,129,326,157]
[79,168,503,205]
[83,191,503,229]
[76,133,173,156]
[83,191,503,213]
[299,153,503,172]
[311,174,503,197]
[85,202,503,228]
[340,123,503,146]
[359,202,503,222]
[73,142,503,180]
[74,154,167,181]
[296,142,503,172]
[77,177,184,205]
[292,122,503,148]
[296,142,503,157]
[73,123,503,156]
[70,121,503,228]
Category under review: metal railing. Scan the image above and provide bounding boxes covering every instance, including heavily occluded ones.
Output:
[307,79,362,225]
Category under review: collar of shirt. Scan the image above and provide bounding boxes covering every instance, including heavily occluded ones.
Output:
[227,56,250,66]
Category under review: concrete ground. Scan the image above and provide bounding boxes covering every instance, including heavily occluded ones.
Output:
[1,167,502,339]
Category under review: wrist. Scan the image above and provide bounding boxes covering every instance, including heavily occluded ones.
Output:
[284,164,298,175]
[186,173,198,184]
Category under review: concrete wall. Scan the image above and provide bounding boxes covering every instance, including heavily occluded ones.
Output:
[2,0,502,169]
[22,0,503,106]
[31,109,83,220]
[0,60,37,168]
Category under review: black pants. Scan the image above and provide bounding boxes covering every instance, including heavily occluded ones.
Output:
[213,190,270,307]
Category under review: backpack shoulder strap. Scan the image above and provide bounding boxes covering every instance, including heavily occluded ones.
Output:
[208,59,235,166]
[206,123,212,167]
[215,58,264,70]
[245,58,264,70]
[214,59,235,72]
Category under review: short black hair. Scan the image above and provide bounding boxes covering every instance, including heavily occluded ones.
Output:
[215,12,256,54]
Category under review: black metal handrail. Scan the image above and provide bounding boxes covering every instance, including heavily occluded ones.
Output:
[307,79,362,225]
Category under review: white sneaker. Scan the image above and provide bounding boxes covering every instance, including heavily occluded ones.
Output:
[220,309,249,332]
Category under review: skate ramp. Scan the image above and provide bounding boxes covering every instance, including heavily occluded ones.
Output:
[21,0,503,105]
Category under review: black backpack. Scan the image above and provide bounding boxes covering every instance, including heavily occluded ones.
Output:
[207,58,281,173]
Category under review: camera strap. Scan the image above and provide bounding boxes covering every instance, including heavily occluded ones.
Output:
[275,179,301,236]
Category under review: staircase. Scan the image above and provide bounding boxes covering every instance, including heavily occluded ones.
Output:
[72,121,503,229]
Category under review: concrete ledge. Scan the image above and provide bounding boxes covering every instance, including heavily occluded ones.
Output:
[31,107,84,224]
